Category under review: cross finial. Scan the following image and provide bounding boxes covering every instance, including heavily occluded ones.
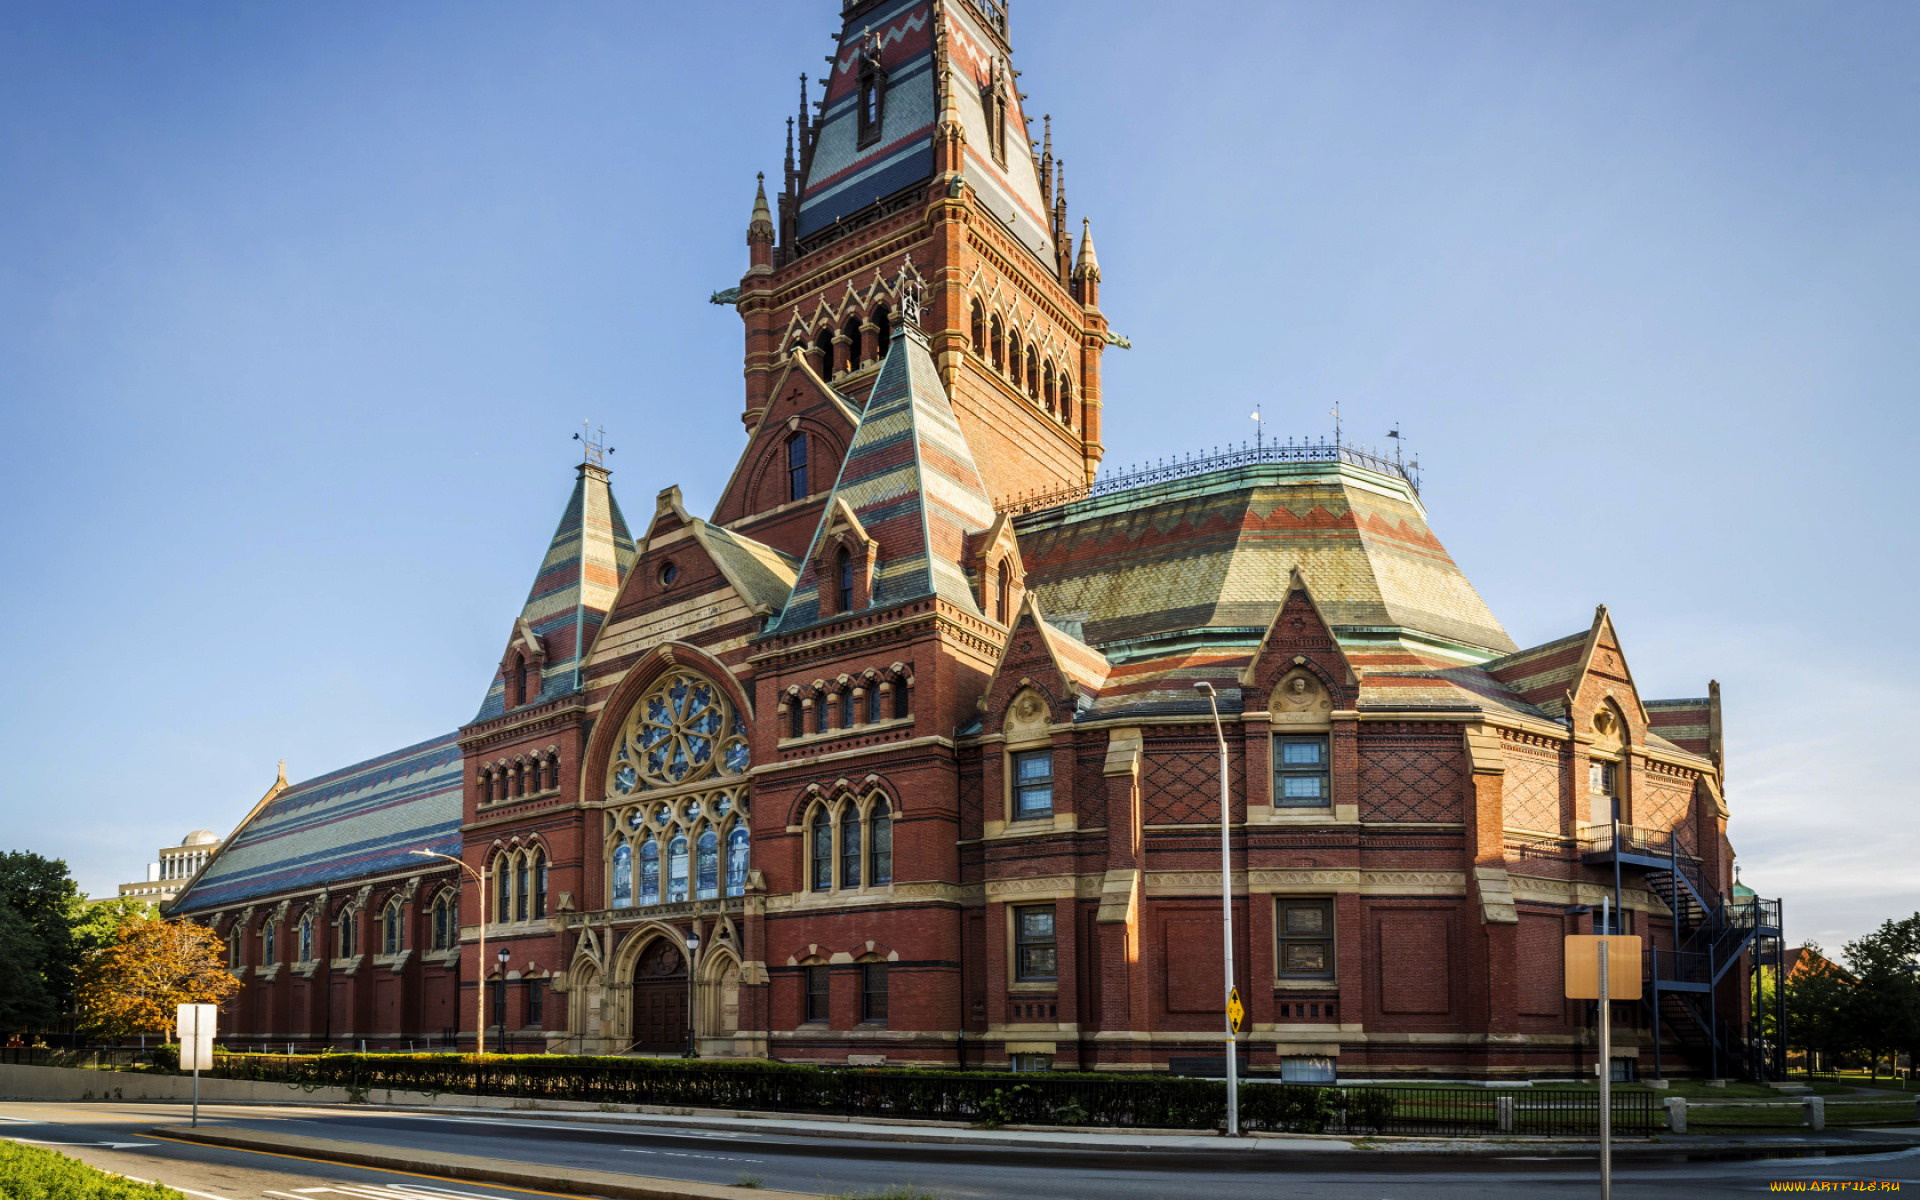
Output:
[573,421,611,467]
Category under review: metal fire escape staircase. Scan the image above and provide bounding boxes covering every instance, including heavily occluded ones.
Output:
[1583,825,1784,1080]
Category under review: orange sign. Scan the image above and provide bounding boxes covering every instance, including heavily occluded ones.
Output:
[1564,935,1643,1000]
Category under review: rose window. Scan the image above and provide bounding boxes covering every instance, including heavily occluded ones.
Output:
[607,670,750,794]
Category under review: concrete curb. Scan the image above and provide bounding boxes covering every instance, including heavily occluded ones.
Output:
[154,1125,817,1200]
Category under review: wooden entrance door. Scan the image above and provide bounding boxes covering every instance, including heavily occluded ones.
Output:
[630,939,687,1053]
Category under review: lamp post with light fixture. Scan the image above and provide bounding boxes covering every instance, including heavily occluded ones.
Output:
[1194,681,1240,1136]
[410,848,491,1056]
[496,946,511,1053]
[684,929,702,1057]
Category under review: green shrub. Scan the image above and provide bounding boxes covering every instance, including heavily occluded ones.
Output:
[0,1139,186,1198]
[150,1044,179,1072]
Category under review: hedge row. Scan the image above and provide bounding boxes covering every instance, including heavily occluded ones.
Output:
[213,1053,1400,1134]
[0,1140,185,1200]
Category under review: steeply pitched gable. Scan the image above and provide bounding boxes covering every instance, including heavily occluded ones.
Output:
[474,461,636,720]
[770,315,997,633]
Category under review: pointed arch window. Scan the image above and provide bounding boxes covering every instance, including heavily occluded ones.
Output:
[812,328,834,376]
[611,842,633,909]
[725,826,751,898]
[1008,330,1023,385]
[810,807,834,892]
[1026,346,1040,399]
[788,701,805,740]
[869,798,893,886]
[839,806,863,890]
[865,685,882,725]
[496,858,513,923]
[666,834,690,903]
[532,848,547,919]
[840,314,863,371]
[298,911,315,963]
[695,829,720,900]
[970,301,985,352]
[381,899,404,956]
[334,910,356,959]
[995,563,1013,624]
[787,433,810,502]
[262,923,277,966]
[431,890,458,952]
[1044,364,1057,415]
[892,678,910,720]
[989,317,1004,372]
[839,690,856,730]
[515,856,530,922]
[870,304,892,357]
[1059,374,1074,429]
[227,925,241,968]
[638,839,660,905]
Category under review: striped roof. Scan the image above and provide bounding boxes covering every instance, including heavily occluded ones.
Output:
[1016,461,1517,662]
[799,0,1055,263]
[771,319,997,632]
[474,461,636,720]
[171,734,463,914]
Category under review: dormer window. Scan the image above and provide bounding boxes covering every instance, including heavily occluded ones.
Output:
[837,546,855,614]
[857,40,887,147]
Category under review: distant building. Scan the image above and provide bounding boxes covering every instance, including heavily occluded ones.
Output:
[119,829,224,905]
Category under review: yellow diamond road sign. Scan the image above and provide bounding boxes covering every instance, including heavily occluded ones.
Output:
[1226,987,1245,1034]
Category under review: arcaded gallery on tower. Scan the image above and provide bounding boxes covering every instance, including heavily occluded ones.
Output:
[173,0,1781,1081]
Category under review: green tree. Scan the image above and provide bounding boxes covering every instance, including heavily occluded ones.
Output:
[1778,945,1859,1074]
[1842,915,1920,1077]
[0,851,81,1032]
[71,896,157,955]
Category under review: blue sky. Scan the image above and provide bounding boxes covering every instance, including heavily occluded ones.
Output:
[2,1,1914,953]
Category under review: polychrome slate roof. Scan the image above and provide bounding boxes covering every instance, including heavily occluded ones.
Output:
[474,462,636,720]
[772,320,997,632]
[800,0,1054,263]
[1015,462,1517,662]
[171,734,463,914]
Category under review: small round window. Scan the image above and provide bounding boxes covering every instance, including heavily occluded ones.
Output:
[658,561,679,587]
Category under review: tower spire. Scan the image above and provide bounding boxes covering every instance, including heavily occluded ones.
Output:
[1073,216,1101,307]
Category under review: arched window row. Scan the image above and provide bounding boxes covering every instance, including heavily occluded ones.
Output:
[806,792,894,894]
[490,841,550,925]
[607,789,751,909]
[795,303,897,379]
[479,746,561,806]
[428,886,460,952]
[777,665,914,742]
[379,896,406,957]
[964,297,1076,430]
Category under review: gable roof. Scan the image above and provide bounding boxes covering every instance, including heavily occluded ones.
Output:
[170,734,463,914]
[474,461,636,720]
[770,318,997,633]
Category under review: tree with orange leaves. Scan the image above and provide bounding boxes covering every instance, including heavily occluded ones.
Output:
[75,918,238,1041]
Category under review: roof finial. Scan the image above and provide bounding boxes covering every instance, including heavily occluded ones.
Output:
[276,759,288,786]
[573,420,611,468]
[1074,216,1099,280]
[749,172,773,234]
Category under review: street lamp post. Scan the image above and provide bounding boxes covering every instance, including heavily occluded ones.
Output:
[684,929,702,1058]
[410,848,490,1056]
[496,947,510,1054]
[1195,681,1239,1137]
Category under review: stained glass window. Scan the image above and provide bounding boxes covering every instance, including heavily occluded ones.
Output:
[696,830,719,900]
[869,799,892,886]
[811,808,833,892]
[667,835,690,903]
[726,826,750,897]
[639,840,660,906]
[611,843,632,908]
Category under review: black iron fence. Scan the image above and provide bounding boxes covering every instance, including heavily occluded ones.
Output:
[995,438,1420,515]
[0,1046,167,1071]
[208,1053,1663,1137]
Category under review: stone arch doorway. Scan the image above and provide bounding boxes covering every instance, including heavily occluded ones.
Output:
[630,937,688,1053]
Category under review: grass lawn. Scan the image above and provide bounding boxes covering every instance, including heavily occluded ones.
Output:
[0,1140,185,1198]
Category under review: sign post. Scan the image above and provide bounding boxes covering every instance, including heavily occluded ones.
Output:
[1565,934,1642,1200]
[176,1004,216,1128]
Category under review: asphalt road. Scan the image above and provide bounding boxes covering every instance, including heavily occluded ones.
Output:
[4,1099,1920,1199]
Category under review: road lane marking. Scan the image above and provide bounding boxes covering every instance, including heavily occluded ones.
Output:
[616,1147,762,1162]
[142,1132,592,1198]
[3,1136,155,1149]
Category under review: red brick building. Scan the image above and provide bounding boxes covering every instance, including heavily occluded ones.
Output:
[173,0,1781,1080]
